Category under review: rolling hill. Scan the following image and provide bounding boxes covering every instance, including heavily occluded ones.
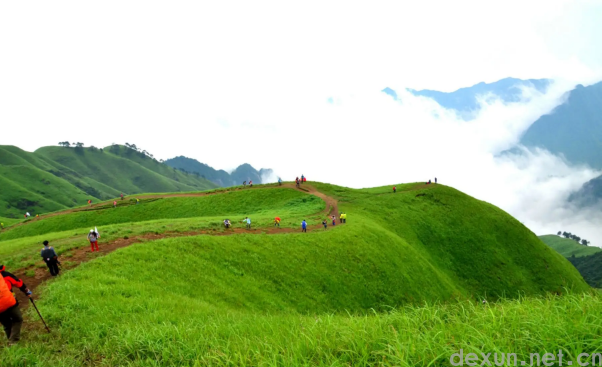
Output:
[539,234,602,258]
[0,182,593,365]
[0,144,218,218]
[0,183,602,366]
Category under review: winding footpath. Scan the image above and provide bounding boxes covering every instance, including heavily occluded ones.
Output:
[10,183,340,307]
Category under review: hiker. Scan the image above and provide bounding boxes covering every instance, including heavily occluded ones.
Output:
[88,199,92,206]
[243,181,247,187]
[113,201,117,208]
[88,229,99,252]
[435,177,437,184]
[243,217,251,229]
[342,213,347,224]
[322,220,327,229]
[393,186,396,193]
[274,217,281,227]
[36,214,39,218]
[301,174,305,184]
[331,215,336,226]
[25,212,30,218]
[301,220,307,233]
[224,219,231,229]
[427,180,431,184]
[278,177,282,186]
[0,265,32,344]
[120,193,124,200]
[249,180,253,187]
[339,213,343,224]
[0,223,3,230]
[295,177,300,188]
[136,198,140,205]
[41,241,59,276]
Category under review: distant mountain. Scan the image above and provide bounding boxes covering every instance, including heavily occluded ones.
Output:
[383,78,550,118]
[519,81,602,169]
[164,156,274,187]
[569,174,602,207]
[0,145,217,218]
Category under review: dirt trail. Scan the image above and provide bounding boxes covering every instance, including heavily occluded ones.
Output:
[4,183,336,230]
[11,183,341,307]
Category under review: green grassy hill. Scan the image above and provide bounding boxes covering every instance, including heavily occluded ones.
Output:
[539,234,601,257]
[0,145,218,218]
[567,252,602,288]
[0,183,593,366]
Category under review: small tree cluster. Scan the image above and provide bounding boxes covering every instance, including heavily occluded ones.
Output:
[558,231,590,246]
[124,143,155,160]
[58,141,71,147]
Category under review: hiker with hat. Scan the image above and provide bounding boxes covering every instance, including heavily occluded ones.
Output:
[0,265,32,344]
[224,219,231,229]
[274,217,281,228]
[40,241,60,276]
[88,229,99,252]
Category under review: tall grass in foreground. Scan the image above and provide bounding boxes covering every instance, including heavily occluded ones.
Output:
[2,292,602,366]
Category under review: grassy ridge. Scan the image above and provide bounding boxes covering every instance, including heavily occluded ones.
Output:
[540,234,602,258]
[313,182,588,297]
[0,188,323,241]
[0,182,594,365]
[0,145,218,217]
[3,236,599,366]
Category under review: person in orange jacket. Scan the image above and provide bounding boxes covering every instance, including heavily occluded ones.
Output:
[0,265,32,344]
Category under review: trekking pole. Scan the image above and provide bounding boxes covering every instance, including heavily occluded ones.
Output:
[29,298,51,333]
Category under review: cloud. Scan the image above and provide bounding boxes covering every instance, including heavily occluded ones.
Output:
[249,79,602,244]
[2,1,602,243]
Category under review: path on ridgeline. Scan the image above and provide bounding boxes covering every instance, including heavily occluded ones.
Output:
[12,183,340,306]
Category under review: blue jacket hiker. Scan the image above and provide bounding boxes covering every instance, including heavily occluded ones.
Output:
[301,220,307,232]
[40,240,59,276]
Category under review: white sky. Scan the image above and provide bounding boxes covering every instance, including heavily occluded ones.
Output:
[2,0,602,241]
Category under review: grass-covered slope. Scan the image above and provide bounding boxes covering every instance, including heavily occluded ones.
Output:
[0,182,594,366]
[568,252,602,288]
[0,144,218,217]
[0,188,323,241]
[36,146,217,195]
[540,234,601,258]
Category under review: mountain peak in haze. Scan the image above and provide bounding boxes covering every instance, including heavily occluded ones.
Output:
[164,157,273,187]
[383,77,551,117]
